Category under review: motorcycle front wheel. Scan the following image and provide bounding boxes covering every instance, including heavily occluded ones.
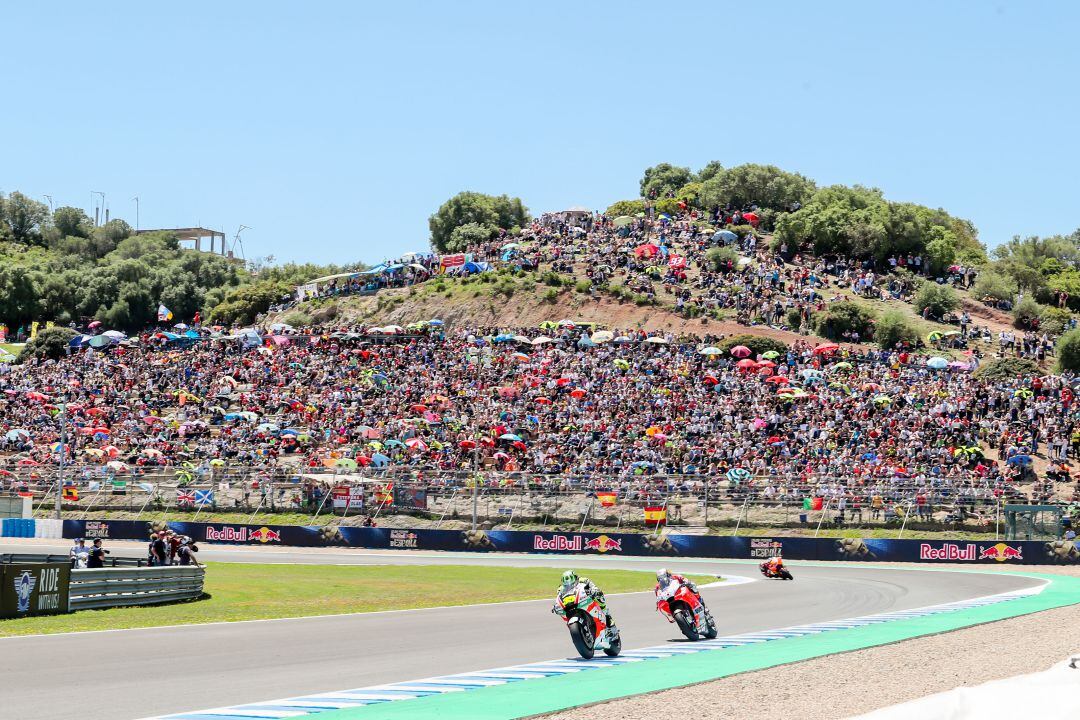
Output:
[779,568,794,580]
[603,632,621,657]
[568,617,595,659]
[703,613,718,639]
[673,609,698,640]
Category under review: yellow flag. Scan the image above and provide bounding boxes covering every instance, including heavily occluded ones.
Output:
[30,321,39,339]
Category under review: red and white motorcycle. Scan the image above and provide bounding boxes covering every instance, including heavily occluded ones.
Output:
[656,580,718,640]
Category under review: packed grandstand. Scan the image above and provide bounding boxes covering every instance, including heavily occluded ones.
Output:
[1,201,1078,532]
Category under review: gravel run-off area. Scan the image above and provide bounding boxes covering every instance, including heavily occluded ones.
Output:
[541,565,1080,720]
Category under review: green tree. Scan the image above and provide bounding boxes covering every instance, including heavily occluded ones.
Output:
[606,199,645,217]
[695,160,725,183]
[19,326,78,362]
[1012,297,1042,329]
[52,206,92,238]
[717,334,787,357]
[699,163,816,212]
[639,163,693,199]
[913,283,959,319]
[813,301,876,339]
[1056,328,1080,372]
[874,311,918,349]
[428,191,529,252]
[448,222,494,252]
[0,192,49,245]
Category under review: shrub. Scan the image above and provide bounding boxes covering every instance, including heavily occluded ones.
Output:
[1012,297,1042,329]
[574,280,592,294]
[281,311,311,327]
[541,271,564,287]
[874,311,919,349]
[1039,306,1073,336]
[973,357,1042,381]
[727,224,755,239]
[717,334,787,357]
[633,294,653,306]
[785,308,803,328]
[606,199,645,217]
[18,326,78,362]
[542,288,559,304]
[813,301,875,340]
[1057,329,1080,372]
[705,246,739,271]
[913,283,959,319]
[970,268,1017,303]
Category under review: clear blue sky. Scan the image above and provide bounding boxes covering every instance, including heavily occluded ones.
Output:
[2,1,1077,266]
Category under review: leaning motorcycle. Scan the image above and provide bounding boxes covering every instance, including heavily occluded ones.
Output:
[555,583,621,659]
[760,562,794,580]
[656,581,717,640]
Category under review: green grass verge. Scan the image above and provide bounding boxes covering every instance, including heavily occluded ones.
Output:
[0,563,713,637]
[0,343,22,356]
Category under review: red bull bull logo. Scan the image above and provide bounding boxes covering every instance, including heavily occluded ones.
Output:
[582,535,623,554]
[249,526,282,543]
[978,543,1023,562]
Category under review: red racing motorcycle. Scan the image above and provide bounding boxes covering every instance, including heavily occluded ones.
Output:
[656,581,718,640]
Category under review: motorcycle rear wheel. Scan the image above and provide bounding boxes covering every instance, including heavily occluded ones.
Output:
[779,568,794,580]
[673,609,698,640]
[569,617,595,659]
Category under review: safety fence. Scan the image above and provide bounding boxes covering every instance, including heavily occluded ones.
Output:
[59,518,1080,566]
[0,552,144,568]
[68,566,204,610]
[5,468,1062,533]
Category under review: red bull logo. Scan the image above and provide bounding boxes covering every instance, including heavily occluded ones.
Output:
[978,543,1023,562]
[919,543,977,561]
[249,526,282,543]
[582,535,623,554]
[533,534,582,552]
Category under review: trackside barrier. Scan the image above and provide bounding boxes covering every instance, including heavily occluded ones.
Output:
[0,552,146,568]
[0,518,64,538]
[68,566,205,610]
[60,519,1080,566]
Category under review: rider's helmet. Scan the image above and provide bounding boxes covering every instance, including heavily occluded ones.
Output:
[561,570,578,588]
[656,568,672,585]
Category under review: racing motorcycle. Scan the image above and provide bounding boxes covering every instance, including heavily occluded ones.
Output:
[760,561,794,581]
[656,580,717,640]
[555,582,621,659]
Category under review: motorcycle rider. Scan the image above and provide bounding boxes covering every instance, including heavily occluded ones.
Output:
[654,568,699,596]
[761,555,785,577]
[552,570,616,629]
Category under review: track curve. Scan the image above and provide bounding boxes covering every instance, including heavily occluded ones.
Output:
[0,541,1042,720]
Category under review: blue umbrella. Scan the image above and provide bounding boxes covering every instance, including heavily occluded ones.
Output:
[428,319,444,326]
[370,453,390,467]
[713,230,738,243]
[726,468,750,483]
[927,356,948,370]
[280,428,301,436]
[1006,454,1033,466]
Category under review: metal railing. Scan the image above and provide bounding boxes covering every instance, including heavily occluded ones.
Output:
[0,552,145,568]
[69,566,205,610]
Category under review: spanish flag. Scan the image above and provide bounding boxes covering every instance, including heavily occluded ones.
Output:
[597,492,617,507]
[374,483,394,505]
[62,485,79,502]
[644,506,666,526]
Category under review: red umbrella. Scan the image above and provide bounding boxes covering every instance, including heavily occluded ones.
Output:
[512,440,527,451]
[355,455,372,466]
[556,378,571,387]
[410,404,428,413]
[757,360,777,368]
[735,359,758,371]
[634,244,659,258]
[730,345,751,358]
[702,375,719,386]
[535,397,552,405]
[813,343,840,355]
[743,212,760,227]
[459,440,477,450]
[570,388,587,399]
[765,375,790,385]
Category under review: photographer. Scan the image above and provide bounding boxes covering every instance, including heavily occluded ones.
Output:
[87,538,109,569]
[177,538,200,567]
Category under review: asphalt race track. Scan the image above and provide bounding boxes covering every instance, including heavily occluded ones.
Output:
[0,541,1041,720]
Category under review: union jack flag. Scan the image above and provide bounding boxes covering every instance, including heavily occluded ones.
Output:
[177,491,195,507]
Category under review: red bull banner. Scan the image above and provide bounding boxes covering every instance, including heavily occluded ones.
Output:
[58,520,1080,565]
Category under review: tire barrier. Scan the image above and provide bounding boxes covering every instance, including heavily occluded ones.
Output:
[60,518,1080,566]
